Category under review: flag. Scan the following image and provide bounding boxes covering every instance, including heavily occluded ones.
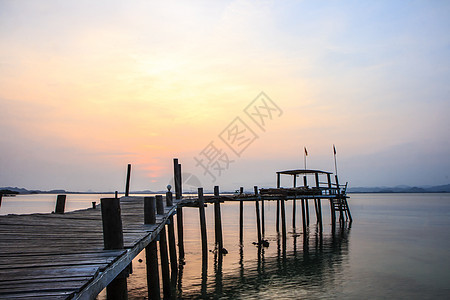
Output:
[304,147,308,156]
[333,144,336,155]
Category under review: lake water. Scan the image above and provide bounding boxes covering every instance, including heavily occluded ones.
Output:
[1,193,449,299]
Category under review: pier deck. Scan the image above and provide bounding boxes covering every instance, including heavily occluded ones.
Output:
[0,196,178,299]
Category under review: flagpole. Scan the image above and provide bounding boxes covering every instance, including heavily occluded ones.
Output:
[304,147,307,170]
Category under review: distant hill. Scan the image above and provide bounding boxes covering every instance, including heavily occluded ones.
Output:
[348,184,450,193]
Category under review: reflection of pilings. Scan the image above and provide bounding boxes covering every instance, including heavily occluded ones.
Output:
[201,258,208,299]
[214,247,223,298]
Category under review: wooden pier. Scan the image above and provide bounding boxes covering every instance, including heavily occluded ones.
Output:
[0,161,351,299]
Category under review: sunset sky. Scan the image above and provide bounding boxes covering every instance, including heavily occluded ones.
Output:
[1,1,449,192]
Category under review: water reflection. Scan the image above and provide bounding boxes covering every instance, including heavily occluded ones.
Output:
[180,225,351,299]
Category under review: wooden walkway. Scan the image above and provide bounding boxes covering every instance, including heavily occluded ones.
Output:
[0,196,179,299]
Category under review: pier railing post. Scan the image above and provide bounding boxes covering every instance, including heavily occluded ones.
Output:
[55,195,66,214]
[214,186,223,253]
[144,197,160,300]
[156,195,171,299]
[100,197,127,299]
[125,164,131,197]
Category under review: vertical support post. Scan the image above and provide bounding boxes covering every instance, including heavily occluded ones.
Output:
[166,192,178,283]
[336,175,344,223]
[301,198,307,234]
[277,173,281,188]
[0,194,2,208]
[276,199,280,233]
[315,173,323,232]
[303,175,309,225]
[281,196,287,244]
[92,201,96,209]
[55,195,66,214]
[156,195,171,299]
[115,191,118,199]
[254,186,262,244]
[101,198,127,299]
[144,197,160,300]
[125,164,131,197]
[214,186,223,252]
[293,176,297,228]
[327,173,336,226]
[174,159,185,260]
[198,188,208,261]
[239,187,244,245]
[261,193,265,238]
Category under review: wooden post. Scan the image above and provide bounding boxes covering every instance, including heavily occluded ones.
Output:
[281,196,287,244]
[277,173,280,188]
[55,195,66,214]
[166,191,178,283]
[115,191,118,199]
[156,195,171,299]
[214,186,223,252]
[303,175,309,225]
[156,195,164,215]
[125,164,131,197]
[276,199,280,233]
[92,201,96,209]
[254,186,262,244]
[144,196,160,300]
[301,198,307,234]
[174,159,185,260]
[336,175,344,223]
[0,194,2,208]
[100,198,127,299]
[144,197,156,225]
[239,187,244,245]
[315,173,323,232]
[293,176,296,228]
[261,193,265,238]
[198,188,208,261]
[327,174,336,226]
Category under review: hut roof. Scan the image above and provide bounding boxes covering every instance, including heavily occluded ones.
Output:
[276,169,333,175]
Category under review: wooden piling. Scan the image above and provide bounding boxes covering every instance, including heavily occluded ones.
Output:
[336,175,344,223]
[239,187,244,244]
[280,196,287,244]
[125,164,131,197]
[156,195,164,215]
[144,196,160,300]
[0,194,2,208]
[301,198,307,234]
[214,186,223,252]
[261,194,265,237]
[327,174,336,226]
[198,188,208,261]
[303,176,310,225]
[92,201,96,209]
[166,192,178,283]
[254,186,262,244]
[174,159,185,260]
[115,191,118,199]
[293,176,297,228]
[276,200,280,233]
[156,195,171,299]
[315,172,323,231]
[55,195,66,214]
[100,197,127,299]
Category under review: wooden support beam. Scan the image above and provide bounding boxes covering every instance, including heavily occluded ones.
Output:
[293,176,296,228]
[144,196,160,300]
[174,159,185,261]
[301,198,307,235]
[156,195,171,298]
[125,164,131,197]
[100,198,127,299]
[214,186,223,252]
[281,196,287,244]
[198,188,208,261]
[239,187,244,245]
[327,174,336,226]
[254,186,262,244]
[276,199,280,233]
[55,195,66,214]
[166,192,178,283]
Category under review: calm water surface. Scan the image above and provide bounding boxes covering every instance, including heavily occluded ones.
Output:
[2,193,449,299]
